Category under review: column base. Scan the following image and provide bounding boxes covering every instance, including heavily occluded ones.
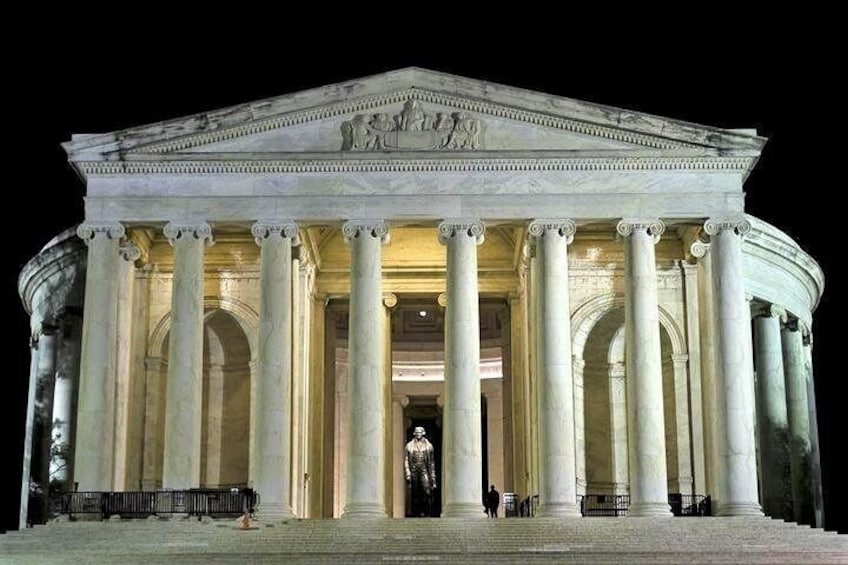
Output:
[536,502,581,518]
[442,502,486,518]
[257,502,295,521]
[629,502,673,517]
[341,502,387,519]
[715,501,764,517]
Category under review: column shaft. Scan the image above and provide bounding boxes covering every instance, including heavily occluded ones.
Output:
[439,220,484,517]
[74,222,123,491]
[530,220,580,516]
[342,221,388,518]
[252,221,298,520]
[617,219,671,517]
[706,218,762,516]
[162,222,212,489]
[753,308,792,519]
[782,320,814,525]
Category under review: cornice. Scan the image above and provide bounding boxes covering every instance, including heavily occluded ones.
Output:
[125,89,701,155]
[75,155,754,176]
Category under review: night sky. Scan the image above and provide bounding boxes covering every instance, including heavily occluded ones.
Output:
[6,39,843,533]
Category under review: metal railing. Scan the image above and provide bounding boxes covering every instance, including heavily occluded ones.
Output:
[55,488,259,520]
[504,493,711,517]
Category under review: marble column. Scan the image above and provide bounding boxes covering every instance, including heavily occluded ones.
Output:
[51,314,81,492]
[392,394,409,518]
[162,222,213,489]
[616,219,671,517]
[802,330,825,528]
[528,219,580,517]
[20,335,40,528]
[341,220,389,518]
[252,221,298,520]
[74,222,124,491]
[438,220,485,518]
[704,217,762,516]
[782,318,814,525]
[752,304,792,520]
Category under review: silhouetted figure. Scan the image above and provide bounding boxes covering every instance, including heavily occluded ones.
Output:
[405,426,436,517]
[486,485,500,518]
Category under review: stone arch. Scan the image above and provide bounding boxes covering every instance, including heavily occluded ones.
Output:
[571,292,690,495]
[143,296,259,489]
[147,296,259,360]
[571,293,685,361]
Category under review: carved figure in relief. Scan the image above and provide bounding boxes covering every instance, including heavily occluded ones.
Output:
[397,100,427,131]
[340,114,377,151]
[370,113,395,149]
[405,426,437,517]
[446,112,482,149]
[434,112,455,146]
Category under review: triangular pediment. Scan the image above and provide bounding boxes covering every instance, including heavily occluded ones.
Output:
[63,67,765,166]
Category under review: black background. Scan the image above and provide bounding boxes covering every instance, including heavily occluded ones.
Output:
[5,32,843,534]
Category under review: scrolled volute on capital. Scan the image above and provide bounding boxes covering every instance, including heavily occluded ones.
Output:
[437,220,485,245]
[163,222,214,247]
[703,217,752,238]
[616,219,665,243]
[341,220,390,244]
[252,221,299,246]
[76,221,125,243]
[528,219,576,243]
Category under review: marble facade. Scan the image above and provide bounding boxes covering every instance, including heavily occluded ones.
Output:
[18,68,824,527]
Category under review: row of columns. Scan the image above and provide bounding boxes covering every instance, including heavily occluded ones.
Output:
[71,215,763,519]
[753,305,817,525]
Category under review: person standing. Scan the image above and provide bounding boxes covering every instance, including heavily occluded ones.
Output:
[486,485,500,518]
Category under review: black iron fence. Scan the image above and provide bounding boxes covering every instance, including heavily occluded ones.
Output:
[55,488,259,520]
[505,493,711,517]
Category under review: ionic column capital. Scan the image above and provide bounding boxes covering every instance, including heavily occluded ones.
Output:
[342,220,389,244]
[437,293,448,308]
[163,221,214,246]
[528,219,576,244]
[392,394,410,408]
[252,220,299,246]
[119,242,141,262]
[689,239,711,258]
[751,302,786,320]
[616,219,665,243]
[383,293,398,309]
[77,221,125,243]
[437,219,485,245]
[704,217,752,238]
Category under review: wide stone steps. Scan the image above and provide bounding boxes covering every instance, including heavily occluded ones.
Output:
[2,517,846,564]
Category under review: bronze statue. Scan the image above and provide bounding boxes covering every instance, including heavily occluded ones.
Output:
[405,426,436,517]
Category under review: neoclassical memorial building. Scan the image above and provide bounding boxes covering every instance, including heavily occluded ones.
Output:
[18,68,824,527]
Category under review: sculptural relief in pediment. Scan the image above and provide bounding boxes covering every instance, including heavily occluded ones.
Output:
[340,100,484,151]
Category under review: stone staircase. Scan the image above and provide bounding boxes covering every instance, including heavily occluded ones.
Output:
[1,516,846,564]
